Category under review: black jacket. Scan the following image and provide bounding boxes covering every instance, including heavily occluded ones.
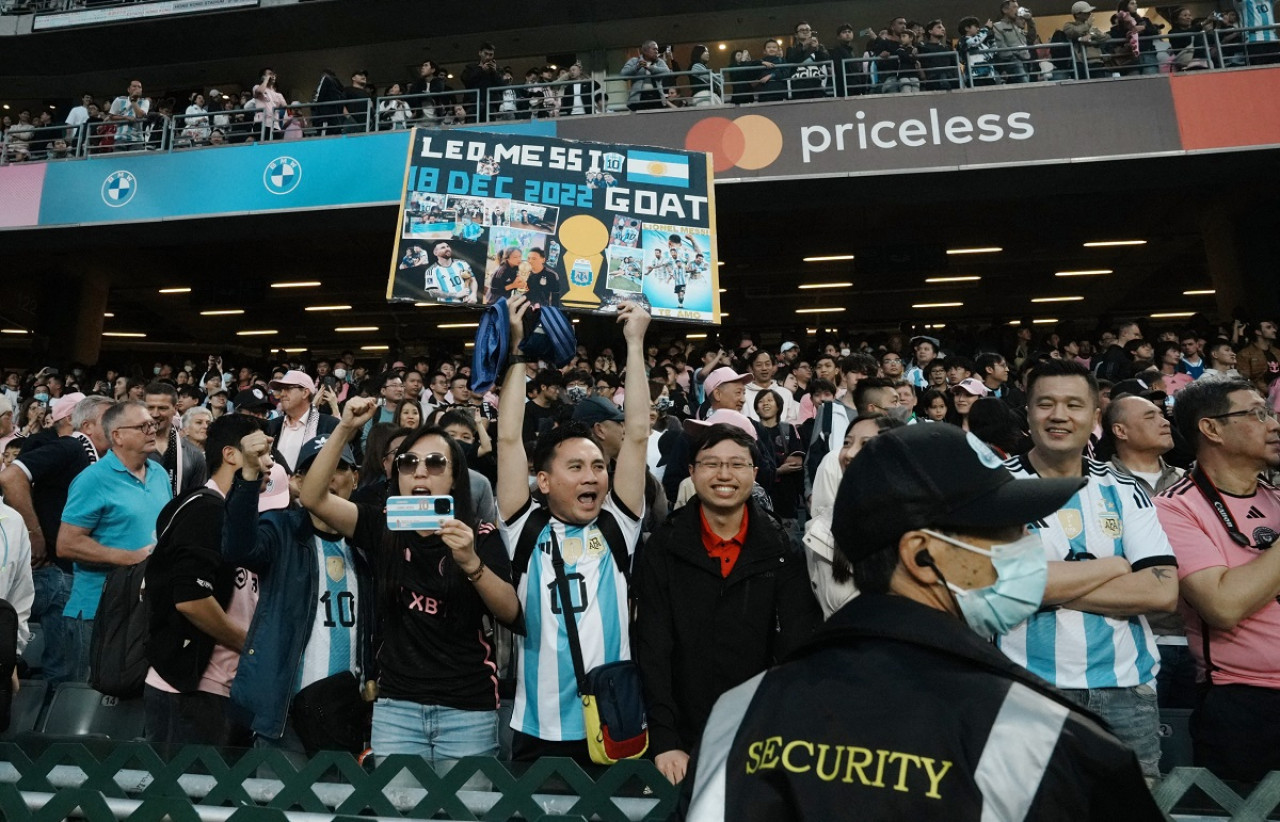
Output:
[634,499,821,757]
[678,593,1164,821]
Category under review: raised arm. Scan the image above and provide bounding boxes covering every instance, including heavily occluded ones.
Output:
[612,301,652,515]
[496,294,534,520]
[298,397,377,539]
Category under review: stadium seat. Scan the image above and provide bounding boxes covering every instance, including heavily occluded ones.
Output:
[40,683,144,740]
[1,679,48,738]
[1159,708,1194,771]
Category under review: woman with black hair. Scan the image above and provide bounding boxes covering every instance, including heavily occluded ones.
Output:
[299,397,519,764]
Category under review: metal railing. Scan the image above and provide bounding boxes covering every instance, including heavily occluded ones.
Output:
[4,26,1277,166]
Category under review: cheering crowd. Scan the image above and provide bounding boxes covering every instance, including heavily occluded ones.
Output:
[0,304,1277,815]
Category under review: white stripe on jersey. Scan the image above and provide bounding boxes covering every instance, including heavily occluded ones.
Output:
[1239,0,1278,40]
[997,456,1171,689]
[429,260,471,295]
[297,535,360,693]
[498,495,642,741]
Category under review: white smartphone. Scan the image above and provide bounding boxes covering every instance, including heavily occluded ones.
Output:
[386,495,454,531]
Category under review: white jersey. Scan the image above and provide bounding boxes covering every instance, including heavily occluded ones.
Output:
[428,260,472,297]
[498,493,643,741]
[296,534,361,693]
[997,456,1175,690]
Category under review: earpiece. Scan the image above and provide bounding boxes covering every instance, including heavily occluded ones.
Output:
[915,549,934,568]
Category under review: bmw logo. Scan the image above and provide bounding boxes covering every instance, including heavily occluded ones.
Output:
[263,156,302,195]
[101,170,137,208]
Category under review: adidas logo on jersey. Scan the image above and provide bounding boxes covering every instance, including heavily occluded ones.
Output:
[1247,506,1266,519]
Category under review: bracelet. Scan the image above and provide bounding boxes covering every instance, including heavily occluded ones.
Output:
[508,353,528,366]
[465,562,486,582]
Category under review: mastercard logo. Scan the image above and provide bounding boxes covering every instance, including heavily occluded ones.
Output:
[685,115,784,172]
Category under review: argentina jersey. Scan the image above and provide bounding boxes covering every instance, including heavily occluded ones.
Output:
[997,456,1175,690]
[499,495,642,741]
[1239,0,1278,41]
[430,260,470,297]
[297,535,360,693]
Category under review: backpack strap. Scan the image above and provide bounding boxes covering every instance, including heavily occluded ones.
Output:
[595,507,632,582]
[510,504,553,587]
[155,487,222,550]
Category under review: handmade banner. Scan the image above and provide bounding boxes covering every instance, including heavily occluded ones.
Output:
[386,128,720,324]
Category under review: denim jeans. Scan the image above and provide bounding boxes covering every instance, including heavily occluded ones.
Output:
[1061,683,1161,777]
[30,566,73,686]
[371,698,498,765]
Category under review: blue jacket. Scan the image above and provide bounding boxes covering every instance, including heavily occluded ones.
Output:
[222,473,375,740]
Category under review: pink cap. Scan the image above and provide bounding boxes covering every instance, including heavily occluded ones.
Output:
[703,366,751,396]
[268,370,316,395]
[258,463,291,512]
[951,378,991,397]
[51,392,86,423]
[683,408,758,441]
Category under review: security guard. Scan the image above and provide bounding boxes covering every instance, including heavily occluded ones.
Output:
[679,424,1164,821]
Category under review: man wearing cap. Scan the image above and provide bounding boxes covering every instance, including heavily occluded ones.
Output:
[636,422,820,786]
[1,395,113,686]
[1061,1,1110,73]
[831,23,865,96]
[222,432,373,752]
[266,370,339,474]
[143,415,277,746]
[999,360,1178,779]
[1154,379,1280,781]
[232,388,271,418]
[903,336,941,390]
[679,423,1162,820]
[146,382,208,496]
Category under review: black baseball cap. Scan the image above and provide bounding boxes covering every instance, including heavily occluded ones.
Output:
[572,395,625,426]
[295,435,357,474]
[233,387,272,411]
[831,425,1084,563]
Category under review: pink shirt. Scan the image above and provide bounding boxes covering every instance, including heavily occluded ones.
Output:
[1155,476,1280,689]
[1163,372,1193,395]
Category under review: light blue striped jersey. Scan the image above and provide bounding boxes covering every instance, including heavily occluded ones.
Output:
[428,260,472,296]
[997,456,1175,689]
[498,494,643,741]
[1238,0,1278,41]
[296,534,361,693]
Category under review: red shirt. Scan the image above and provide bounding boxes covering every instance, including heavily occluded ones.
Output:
[700,505,749,578]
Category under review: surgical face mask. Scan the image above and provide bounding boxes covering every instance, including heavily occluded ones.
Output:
[655,395,673,412]
[153,367,162,375]
[334,368,347,380]
[840,348,851,357]
[565,385,589,404]
[34,393,49,404]
[920,529,1047,639]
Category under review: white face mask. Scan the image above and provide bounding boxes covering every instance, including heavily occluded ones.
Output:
[334,368,347,379]
[921,529,1049,639]
[840,348,851,357]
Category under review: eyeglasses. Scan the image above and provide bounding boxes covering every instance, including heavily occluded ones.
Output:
[1207,407,1280,424]
[394,451,450,474]
[117,421,158,433]
[695,459,755,472]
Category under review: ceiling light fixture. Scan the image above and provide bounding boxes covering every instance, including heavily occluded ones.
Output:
[199,309,244,316]
[1,329,29,335]
[158,287,191,294]
[1083,240,1146,247]
[236,329,277,336]
[1151,311,1195,319]
[103,312,114,318]
[1055,269,1113,277]
[925,276,981,283]
[304,305,352,311]
[795,307,847,314]
[1030,296,1084,303]
[687,333,708,339]
[946,247,1002,255]
[438,322,480,329]
[1183,289,1216,296]
[802,254,854,262]
[335,326,379,332]
[361,345,389,351]
[281,347,308,353]
[912,302,963,309]
[103,331,147,338]
[798,282,852,290]
[270,280,322,288]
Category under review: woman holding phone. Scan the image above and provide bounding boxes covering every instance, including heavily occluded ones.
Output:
[299,396,519,764]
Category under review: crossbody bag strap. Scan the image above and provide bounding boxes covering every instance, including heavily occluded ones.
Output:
[1187,465,1252,547]
[549,530,588,693]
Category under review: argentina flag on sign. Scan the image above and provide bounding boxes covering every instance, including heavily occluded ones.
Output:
[625,149,689,188]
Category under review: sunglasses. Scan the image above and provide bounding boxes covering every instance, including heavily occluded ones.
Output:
[394,451,450,474]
